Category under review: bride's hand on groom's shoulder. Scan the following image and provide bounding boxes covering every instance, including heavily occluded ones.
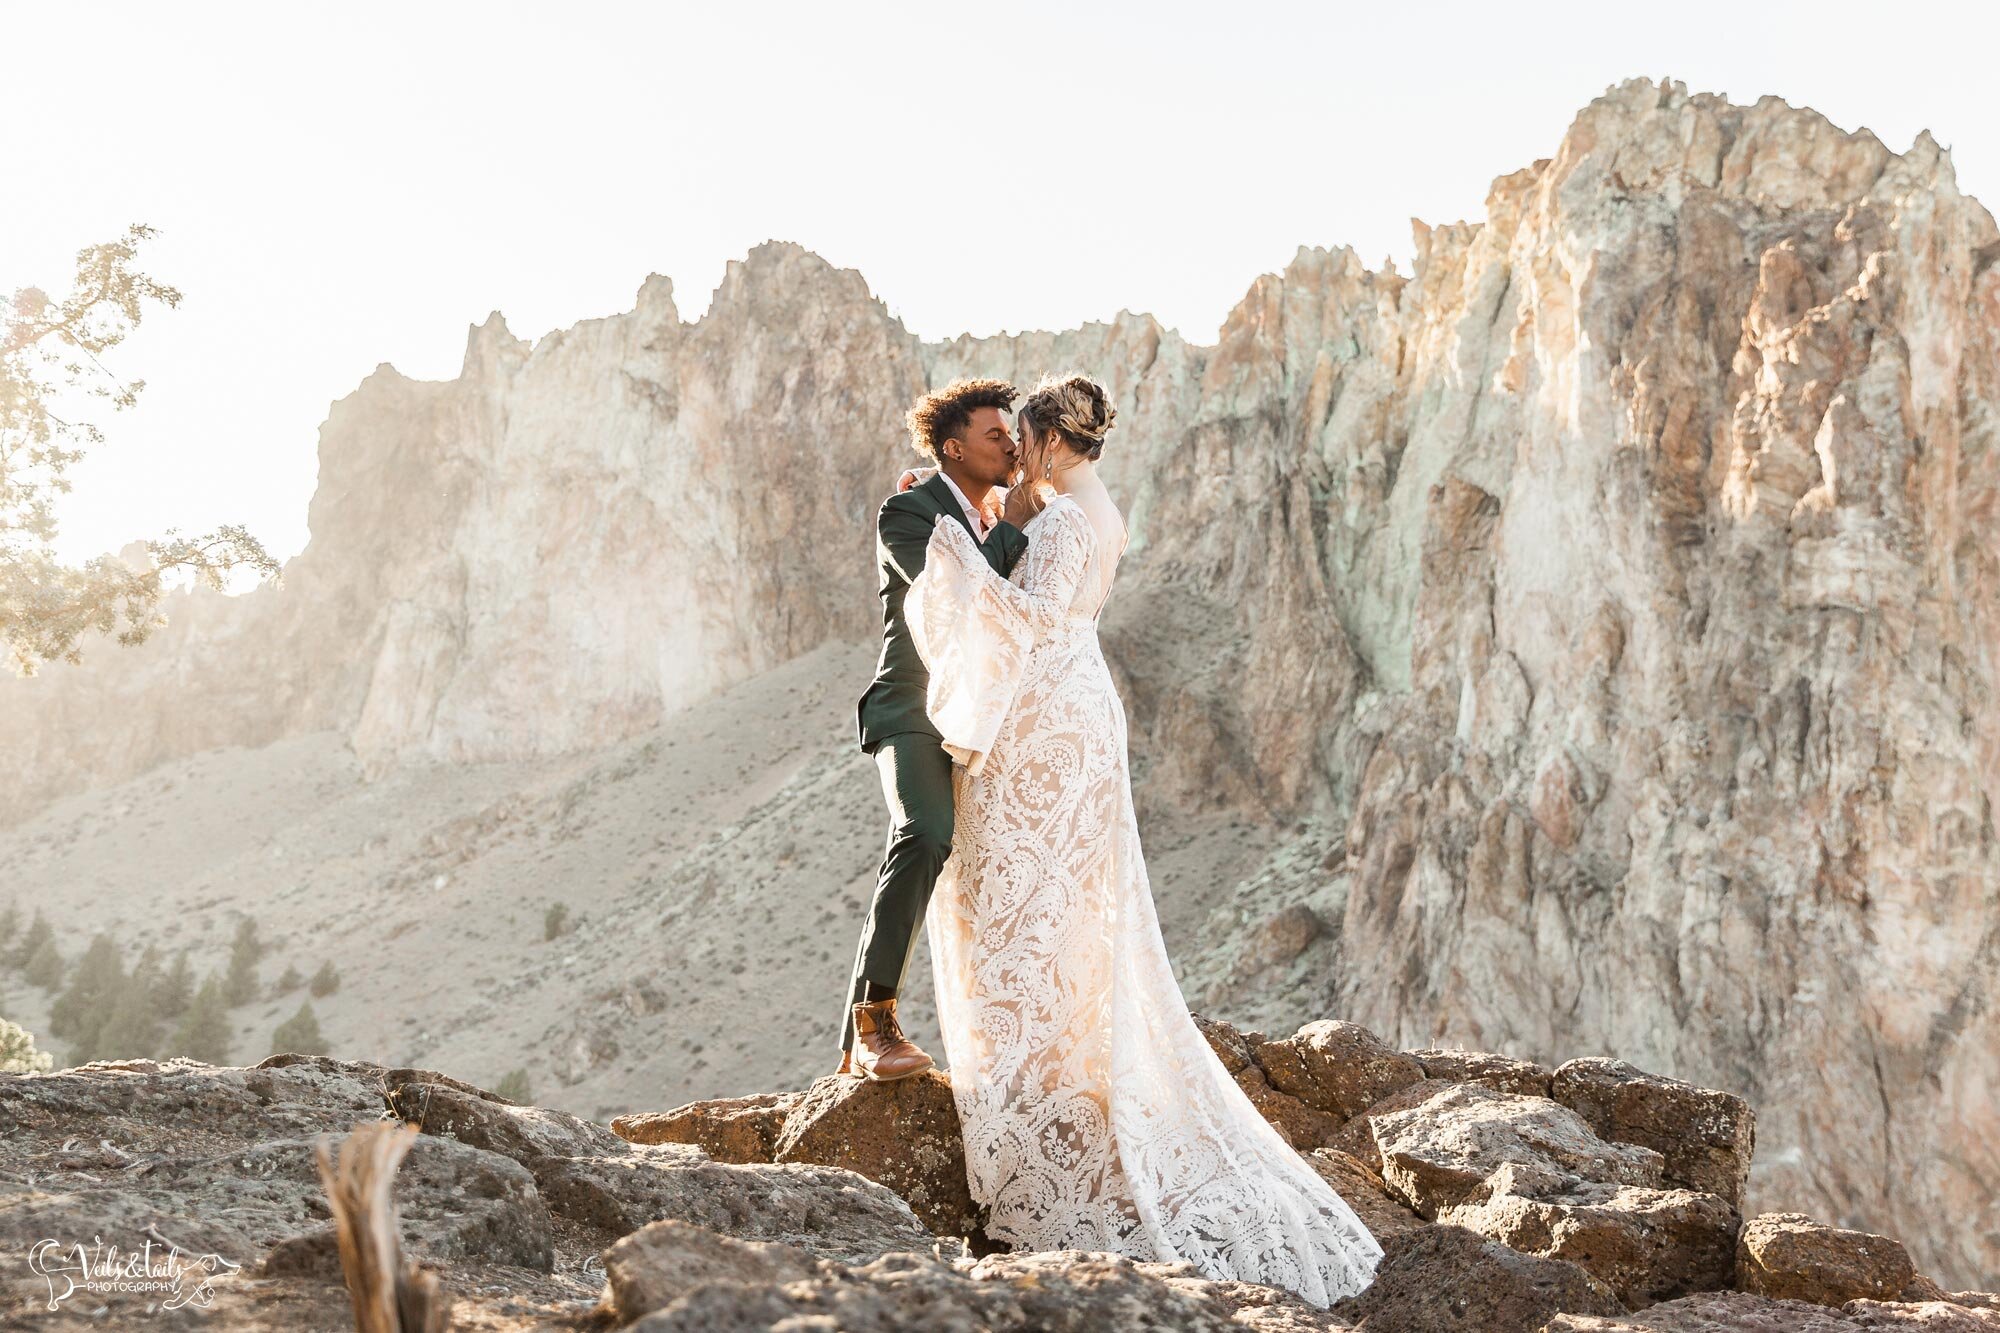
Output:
[898,464,936,493]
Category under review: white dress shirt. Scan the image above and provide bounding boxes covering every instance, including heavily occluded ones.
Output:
[937,470,991,541]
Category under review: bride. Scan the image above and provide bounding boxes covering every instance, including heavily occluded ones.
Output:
[902,372,1382,1308]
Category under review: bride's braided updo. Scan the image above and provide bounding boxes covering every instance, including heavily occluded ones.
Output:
[1018,373,1117,461]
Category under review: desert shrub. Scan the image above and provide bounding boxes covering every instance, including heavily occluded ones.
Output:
[309,961,341,997]
[0,1017,53,1074]
[544,903,569,941]
[494,1068,532,1103]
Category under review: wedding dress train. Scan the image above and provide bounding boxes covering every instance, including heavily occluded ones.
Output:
[904,492,1382,1309]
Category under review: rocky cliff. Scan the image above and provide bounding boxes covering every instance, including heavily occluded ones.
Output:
[1,76,1995,1287]
[4,1021,1996,1330]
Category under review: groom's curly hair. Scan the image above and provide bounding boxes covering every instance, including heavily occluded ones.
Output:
[905,378,1018,462]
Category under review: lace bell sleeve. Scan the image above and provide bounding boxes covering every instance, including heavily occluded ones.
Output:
[905,501,1091,775]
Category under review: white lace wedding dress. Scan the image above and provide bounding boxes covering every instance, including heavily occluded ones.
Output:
[904,491,1383,1309]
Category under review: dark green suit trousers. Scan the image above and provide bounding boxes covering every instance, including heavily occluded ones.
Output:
[842,473,1026,1052]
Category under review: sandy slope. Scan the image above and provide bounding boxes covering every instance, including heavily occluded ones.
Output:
[1,639,1326,1120]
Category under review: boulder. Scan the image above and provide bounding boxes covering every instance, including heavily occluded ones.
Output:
[1551,1059,1755,1206]
[611,1091,798,1162]
[1410,1048,1555,1098]
[1307,1148,1429,1239]
[386,1067,931,1263]
[1196,1014,1345,1149]
[1253,1020,1428,1123]
[1839,1300,2000,1329]
[958,1251,1293,1331]
[1370,1083,1664,1217]
[1328,1079,1449,1175]
[255,1224,345,1279]
[1328,1223,1624,1331]
[1737,1212,1924,1307]
[1191,1011,1266,1073]
[0,1058,555,1275]
[1236,1064,1346,1150]
[770,1070,978,1237]
[602,1218,823,1324]
[386,1069,628,1163]
[0,1130,554,1275]
[624,1247,1247,1332]
[1541,1289,2000,1330]
[1540,1288,1870,1329]
[1443,1164,1739,1307]
[523,1146,932,1265]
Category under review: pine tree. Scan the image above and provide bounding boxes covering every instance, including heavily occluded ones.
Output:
[271,1001,327,1057]
[49,934,125,1055]
[154,950,195,1019]
[0,1017,53,1074]
[16,912,61,988]
[272,963,304,996]
[7,908,43,968]
[0,901,20,963]
[21,935,63,991]
[223,918,262,1006]
[128,944,164,1000]
[494,1068,531,1103]
[96,968,165,1061]
[309,961,341,997]
[167,976,232,1065]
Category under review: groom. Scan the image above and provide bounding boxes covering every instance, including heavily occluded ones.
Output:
[839,378,1028,1080]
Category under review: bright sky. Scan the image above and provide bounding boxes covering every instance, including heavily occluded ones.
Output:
[6,1,1995,576]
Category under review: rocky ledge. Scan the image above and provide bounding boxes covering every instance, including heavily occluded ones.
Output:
[2,1016,1993,1331]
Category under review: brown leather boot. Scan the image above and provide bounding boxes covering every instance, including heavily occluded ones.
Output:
[850,997,934,1082]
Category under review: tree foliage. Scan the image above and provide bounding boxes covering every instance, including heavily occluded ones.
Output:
[48,932,125,1054]
[95,946,167,1060]
[271,1001,327,1056]
[223,916,262,1006]
[154,949,195,1018]
[13,910,63,990]
[168,975,231,1065]
[2,223,279,675]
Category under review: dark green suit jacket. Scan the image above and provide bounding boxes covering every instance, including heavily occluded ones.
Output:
[856,472,1028,753]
